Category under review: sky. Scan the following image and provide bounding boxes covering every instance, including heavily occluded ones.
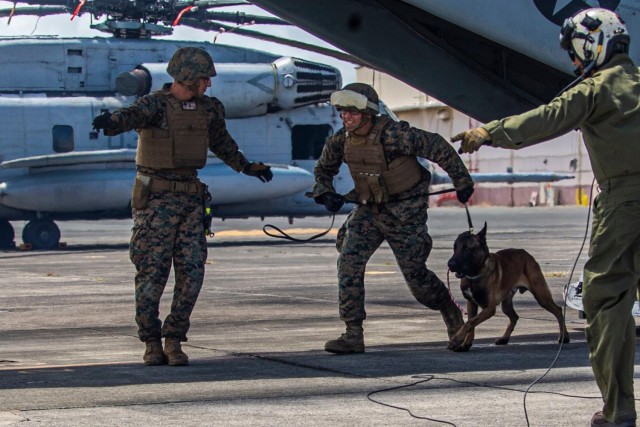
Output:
[0,2,357,83]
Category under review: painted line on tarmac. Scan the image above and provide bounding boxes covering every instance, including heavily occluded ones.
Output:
[0,361,137,371]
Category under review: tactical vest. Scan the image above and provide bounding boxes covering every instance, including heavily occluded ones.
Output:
[136,93,209,169]
[344,116,424,204]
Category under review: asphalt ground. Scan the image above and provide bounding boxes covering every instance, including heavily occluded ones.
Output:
[0,206,636,427]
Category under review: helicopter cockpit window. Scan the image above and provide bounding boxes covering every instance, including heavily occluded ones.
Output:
[292,124,333,160]
[52,125,74,153]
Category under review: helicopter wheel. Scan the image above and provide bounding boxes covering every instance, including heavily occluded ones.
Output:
[0,220,15,249]
[22,219,61,250]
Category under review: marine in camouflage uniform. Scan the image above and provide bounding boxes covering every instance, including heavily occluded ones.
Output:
[453,9,640,426]
[92,47,273,366]
[312,83,474,354]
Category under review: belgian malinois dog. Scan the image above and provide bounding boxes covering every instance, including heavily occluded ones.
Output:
[446,222,569,352]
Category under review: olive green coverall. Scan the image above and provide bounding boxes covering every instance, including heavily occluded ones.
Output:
[482,54,640,423]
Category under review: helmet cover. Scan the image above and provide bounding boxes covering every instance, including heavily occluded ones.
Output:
[330,83,379,114]
[167,47,217,82]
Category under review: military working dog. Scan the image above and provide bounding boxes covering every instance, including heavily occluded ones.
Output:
[446,222,569,352]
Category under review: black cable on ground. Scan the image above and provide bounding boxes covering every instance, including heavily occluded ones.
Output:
[522,178,595,426]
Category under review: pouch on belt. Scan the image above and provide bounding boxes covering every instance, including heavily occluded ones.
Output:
[131,174,152,209]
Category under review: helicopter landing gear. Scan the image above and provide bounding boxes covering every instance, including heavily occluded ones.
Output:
[0,220,15,249]
[22,218,61,250]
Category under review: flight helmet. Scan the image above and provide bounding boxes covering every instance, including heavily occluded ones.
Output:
[167,47,217,82]
[330,83,380,115]
[560,8,629,72]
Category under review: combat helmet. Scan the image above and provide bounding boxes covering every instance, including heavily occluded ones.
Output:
[560,8,630,73]
[330,82,380,115]
[167,47,217,82]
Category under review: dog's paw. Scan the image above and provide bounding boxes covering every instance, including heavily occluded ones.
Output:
[495,337,510,345]
[448,339,471,352]
[447,337,463,350]
[558,333,570,343]
[447,341,472,352]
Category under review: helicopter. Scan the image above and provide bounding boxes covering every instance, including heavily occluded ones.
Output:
[245,0,640,318]
[0,0,574,250]
[0,0,354,249]
[249,0,640,123]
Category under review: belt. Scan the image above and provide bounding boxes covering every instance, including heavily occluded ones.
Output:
[598,173,640,192]
[147,176,202,194]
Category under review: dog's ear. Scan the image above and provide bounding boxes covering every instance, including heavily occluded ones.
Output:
[477,222,487,241]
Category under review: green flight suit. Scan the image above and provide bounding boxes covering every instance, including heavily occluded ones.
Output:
[483,54,640,423]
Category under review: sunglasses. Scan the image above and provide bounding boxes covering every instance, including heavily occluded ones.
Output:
[337,107,362,115]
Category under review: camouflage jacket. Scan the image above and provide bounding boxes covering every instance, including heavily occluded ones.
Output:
[313,116,473,201]
[108,90,249,180]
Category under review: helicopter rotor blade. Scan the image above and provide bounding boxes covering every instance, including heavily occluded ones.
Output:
[1,0,369,67]
[178,18,368,66]
[190,1,250,8]
[5,0,69,6]
[0,5,68,17]
[199,10,290,26]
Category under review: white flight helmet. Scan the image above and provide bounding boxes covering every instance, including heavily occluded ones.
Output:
[560,8,630,73]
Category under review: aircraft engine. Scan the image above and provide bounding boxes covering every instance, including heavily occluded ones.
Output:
[116,57,342,118]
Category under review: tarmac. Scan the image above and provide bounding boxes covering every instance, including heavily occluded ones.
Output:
[0,206,636,427]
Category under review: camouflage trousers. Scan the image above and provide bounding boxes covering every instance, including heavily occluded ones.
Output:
[335,199,451,322]
[129,190,207,342]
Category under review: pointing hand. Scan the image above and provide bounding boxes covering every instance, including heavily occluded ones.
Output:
[451,128,491,154]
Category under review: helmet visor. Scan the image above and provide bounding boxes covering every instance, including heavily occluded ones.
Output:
[330,90,379,113]
[559,18,576,51]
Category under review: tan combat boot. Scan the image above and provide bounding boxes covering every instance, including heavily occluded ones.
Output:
[440,299,464,340]
[324,320,365,354]
[164,337,189,366]
[143,339,167,366]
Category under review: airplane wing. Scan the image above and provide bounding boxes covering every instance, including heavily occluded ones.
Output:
[0,151,314,212]
[248,0,638,123]
[432,172,575,185]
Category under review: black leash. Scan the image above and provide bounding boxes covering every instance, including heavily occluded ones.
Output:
[464,203,474,232]
[427,187,456,196]
[262,187,459,242]
[262,214,336,242]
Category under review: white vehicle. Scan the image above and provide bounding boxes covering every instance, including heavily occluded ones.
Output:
[565,273,640,318]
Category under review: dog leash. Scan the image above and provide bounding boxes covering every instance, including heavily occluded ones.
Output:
[262,214,336,242]
[263,192,469,242]
[445,269,467,316]
[464,203,474,232]
[444,202,475,313]
[427,187,456,196]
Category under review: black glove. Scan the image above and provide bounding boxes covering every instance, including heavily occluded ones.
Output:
[456,186,474,204]
[243,162,273,183]
[92,111,115,132]
[316,192,344,213]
